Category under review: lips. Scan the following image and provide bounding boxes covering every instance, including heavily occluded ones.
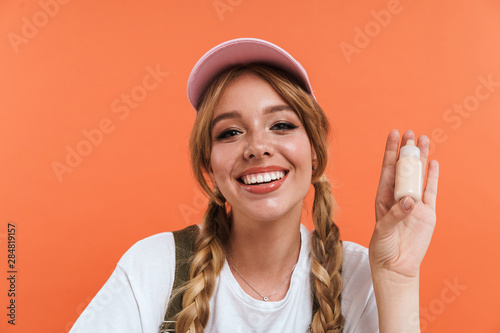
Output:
[237,166,289,194]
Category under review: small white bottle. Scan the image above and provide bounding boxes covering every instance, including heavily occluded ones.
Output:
[394,139,423,202]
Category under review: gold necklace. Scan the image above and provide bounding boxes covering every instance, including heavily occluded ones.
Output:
[226,238,301,302]
[227,258,297,302]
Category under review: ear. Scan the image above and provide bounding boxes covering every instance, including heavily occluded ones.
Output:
[311,146,318,173]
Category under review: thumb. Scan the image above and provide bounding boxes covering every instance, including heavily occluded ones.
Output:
[376,196,415,233]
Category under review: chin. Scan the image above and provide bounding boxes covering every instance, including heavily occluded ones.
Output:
[233,200,303,224]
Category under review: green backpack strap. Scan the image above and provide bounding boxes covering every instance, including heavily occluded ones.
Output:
[159,224,200,333]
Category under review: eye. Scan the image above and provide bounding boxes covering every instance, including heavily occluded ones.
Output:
[270,122,298,131]
[216,129,242,140]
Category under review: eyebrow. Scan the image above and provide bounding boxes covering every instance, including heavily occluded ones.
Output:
[211,104,295,127]
[212,111,240,128]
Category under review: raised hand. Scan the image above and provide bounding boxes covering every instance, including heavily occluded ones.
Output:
[369,129,440,279]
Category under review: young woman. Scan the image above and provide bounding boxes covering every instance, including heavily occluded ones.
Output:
[70,38,439,333]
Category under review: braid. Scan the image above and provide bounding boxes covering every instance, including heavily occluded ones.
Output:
[310,174,344,333]
[175,191,230,333]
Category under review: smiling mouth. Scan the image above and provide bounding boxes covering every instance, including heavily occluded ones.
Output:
[238,171,288,185]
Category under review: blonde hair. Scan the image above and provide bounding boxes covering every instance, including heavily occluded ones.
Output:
[175,64,344,332]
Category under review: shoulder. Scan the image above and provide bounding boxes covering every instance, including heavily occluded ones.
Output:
[303,228,372,292]
[341,240,372,289]
[70,231,180,332]
[116,225,201,279]
[340,241,378,331]
[342,241,370,270]
[340,241,375,315]
[118,232,175,274]
[120,232,175,263]
[304,230,377,330]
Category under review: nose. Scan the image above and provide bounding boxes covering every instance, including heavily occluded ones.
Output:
[243,130,274,160]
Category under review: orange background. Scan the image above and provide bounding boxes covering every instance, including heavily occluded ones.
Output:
[1,0,499,332]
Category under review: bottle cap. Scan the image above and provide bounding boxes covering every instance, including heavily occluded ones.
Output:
[399,139,420,158]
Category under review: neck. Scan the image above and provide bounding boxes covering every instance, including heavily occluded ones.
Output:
[227,206,302,275]
[225,205,304,302]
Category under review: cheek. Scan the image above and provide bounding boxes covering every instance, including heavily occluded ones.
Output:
[210,145,234,181]
[278,137,313,167]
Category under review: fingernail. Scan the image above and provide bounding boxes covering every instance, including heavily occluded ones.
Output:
[400,196,413,211]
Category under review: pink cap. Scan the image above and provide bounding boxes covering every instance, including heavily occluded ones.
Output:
[187,38,315,112]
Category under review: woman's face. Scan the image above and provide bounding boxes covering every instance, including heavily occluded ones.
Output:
[209,72,316,223]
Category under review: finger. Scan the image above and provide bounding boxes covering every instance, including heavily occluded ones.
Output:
[376,129,400,195]
[400,129,416,156]
[376,196,415,233]
[423,160,439,210]
[417,135,430,182]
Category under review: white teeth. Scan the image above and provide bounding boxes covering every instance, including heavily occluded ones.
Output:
[241,171,286,185]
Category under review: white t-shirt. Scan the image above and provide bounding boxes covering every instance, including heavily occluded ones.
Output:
[70,225,378,332]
